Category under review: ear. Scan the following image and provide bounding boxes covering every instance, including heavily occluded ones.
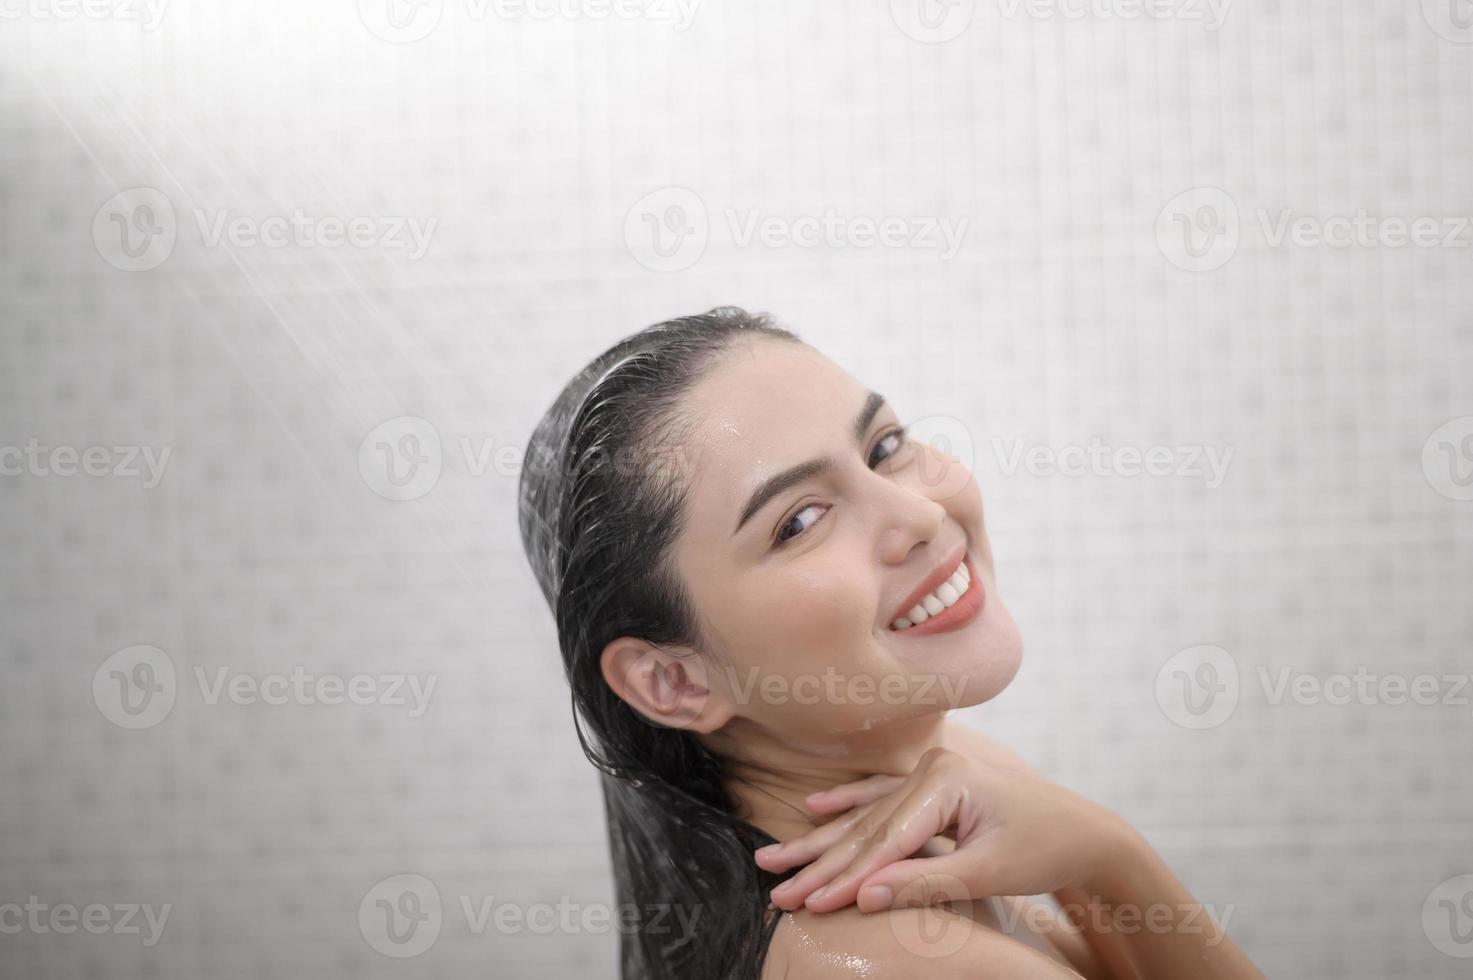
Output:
[600,636,734,734]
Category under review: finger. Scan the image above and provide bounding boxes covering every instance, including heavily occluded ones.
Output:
[804,774,907,815]
[856,848,992,914]
[753,808,868,872]
[802,782,958,913]
[768,798,905,910]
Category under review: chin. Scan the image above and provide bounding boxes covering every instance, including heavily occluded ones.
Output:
[946,594,1026,709]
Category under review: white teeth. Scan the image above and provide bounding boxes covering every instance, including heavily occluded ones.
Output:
[890,559,971,631]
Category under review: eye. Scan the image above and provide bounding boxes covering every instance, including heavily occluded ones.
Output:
[868,425,909,468]
[771,425,911,548]
[774,502,827,546]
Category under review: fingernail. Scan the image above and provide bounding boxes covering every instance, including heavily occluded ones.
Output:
[808,885,832,904]
[859,885,892,909]
[755,843,780,856]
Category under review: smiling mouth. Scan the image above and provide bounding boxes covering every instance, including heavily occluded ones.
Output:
[887,551,985,635]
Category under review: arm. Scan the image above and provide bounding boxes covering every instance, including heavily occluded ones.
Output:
[1047,823,1266,980]
[758,734,1267,980]
[947,723,1263,980]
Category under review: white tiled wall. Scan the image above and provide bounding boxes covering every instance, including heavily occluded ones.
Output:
[2,1,1471,977]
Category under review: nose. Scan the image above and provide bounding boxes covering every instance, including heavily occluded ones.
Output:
[875,478,947,565]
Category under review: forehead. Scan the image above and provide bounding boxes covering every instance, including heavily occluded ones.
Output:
[675,338,869,532]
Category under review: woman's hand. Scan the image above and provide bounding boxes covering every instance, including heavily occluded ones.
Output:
[756,745,1132,916]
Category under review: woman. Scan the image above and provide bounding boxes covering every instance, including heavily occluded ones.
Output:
[517,307,1266,979]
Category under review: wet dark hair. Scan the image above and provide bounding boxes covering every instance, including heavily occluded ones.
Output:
[517,306,808,980]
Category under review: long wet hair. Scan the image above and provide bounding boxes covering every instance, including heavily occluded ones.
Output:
[517,307,808,980]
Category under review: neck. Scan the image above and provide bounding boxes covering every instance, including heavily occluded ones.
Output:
[705,711,951,841]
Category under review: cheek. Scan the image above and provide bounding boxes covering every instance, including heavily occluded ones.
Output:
[757,571,871,658]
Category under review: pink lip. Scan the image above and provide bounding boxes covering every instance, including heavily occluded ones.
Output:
[893,551,984,636]
[888,541,969,626]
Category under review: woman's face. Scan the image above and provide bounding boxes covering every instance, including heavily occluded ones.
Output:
[661,337,1024,745]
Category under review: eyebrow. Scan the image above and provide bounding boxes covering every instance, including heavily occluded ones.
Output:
[732,390,887,536]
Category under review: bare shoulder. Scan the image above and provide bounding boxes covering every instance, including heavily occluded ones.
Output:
[942,718,1041,776]
[760,903,1086,979]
